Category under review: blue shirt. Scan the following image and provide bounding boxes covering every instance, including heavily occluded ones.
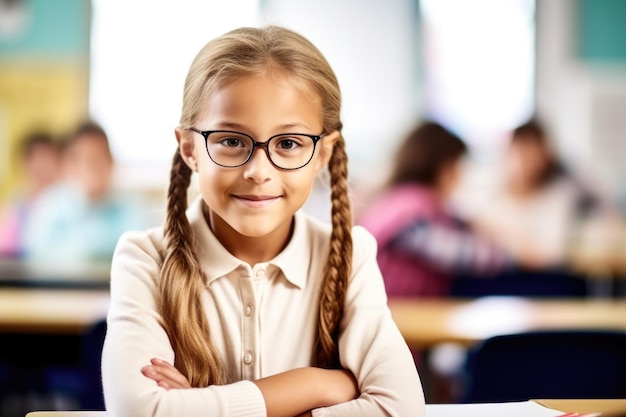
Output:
[22,183,147,265]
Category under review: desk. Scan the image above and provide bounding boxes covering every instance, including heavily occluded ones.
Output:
[26,413,104,417]
[536,399,626,416]
[21,400,626,416]
[0,258,110,289]
[0,288,110,334]
[388,296,626,350]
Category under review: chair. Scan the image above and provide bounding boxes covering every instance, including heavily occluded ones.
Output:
[451,267,589,298]
[0,320,107,417]
[79,319,107,410]
[39,319,107,411]
[461,329,626,403]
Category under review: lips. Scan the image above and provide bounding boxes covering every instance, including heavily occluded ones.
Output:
[233,194,281,208]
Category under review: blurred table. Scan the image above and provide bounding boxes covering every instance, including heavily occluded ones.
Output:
[0,288,110,334]
[0,258,110,289]
[567,214,626,297]
[388,296,626,350]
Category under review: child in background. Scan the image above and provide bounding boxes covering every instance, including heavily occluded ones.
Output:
[22,121,145,267]
[0,131,61,258]
[358,121,511,298]
[470,117,611,270]
[101,26,424,417]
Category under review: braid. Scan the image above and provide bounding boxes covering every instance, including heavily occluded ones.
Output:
[158,149,225,386]
[316,136,353,368]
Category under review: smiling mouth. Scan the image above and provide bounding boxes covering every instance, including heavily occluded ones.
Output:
[234,195,281,208]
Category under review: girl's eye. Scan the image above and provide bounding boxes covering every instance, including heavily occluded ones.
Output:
[276,138,300,150]
[221,137,243,147]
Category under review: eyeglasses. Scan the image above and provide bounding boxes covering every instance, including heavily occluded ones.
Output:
[188,128,325,170]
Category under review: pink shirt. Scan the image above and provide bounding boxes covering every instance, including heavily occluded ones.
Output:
[358,184,453,297]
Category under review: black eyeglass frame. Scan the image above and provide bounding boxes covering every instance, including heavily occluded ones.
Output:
[188,128,326,170]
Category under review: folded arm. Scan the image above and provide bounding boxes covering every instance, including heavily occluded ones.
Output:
[143,358,358,417]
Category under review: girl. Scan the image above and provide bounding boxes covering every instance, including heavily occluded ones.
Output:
[470,118,608,270]
[101,25,424,417]
[358,121,510,298]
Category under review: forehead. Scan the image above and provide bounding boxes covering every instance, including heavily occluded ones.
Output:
[66,133,110,157]
[198,74,322,131]
[27,142,57,156]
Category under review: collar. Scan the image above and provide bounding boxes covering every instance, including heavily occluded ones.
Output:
[188,197,312,289]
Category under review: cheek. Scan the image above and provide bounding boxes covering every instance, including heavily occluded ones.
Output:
[287,168,317,202]
[196,168,231,206]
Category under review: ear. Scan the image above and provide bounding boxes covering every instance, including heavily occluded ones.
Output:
[313,130,340,173]
[175,127,199,172]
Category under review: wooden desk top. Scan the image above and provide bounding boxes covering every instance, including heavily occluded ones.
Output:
[0,288,110,334]
[0,258,110,289]
[5,288,625,350]
[26,411,107,417]
[535,399,626,416]
[389,296,626,349]
[26,413,105,417]
[22,400,626,416]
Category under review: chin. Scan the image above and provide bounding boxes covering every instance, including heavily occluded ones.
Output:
[234,224,277,238]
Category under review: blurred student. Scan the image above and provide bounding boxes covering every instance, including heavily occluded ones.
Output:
[358,120,511,298]
[470,117,611,271]
[22,120,145,267]
[0,131,61,258]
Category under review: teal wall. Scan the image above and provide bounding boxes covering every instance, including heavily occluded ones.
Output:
[0,0,90,57]
[577,0,626,61]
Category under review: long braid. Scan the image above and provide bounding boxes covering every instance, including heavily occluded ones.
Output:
[316,136,353,368]
[158,149,225,386]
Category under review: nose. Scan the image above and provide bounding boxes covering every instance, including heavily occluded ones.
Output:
[243,147,273,183]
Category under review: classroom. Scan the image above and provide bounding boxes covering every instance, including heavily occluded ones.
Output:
[1,1,626,416]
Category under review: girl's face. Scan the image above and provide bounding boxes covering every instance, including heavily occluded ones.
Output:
[64,134,113,201]
[177,74,338,254]
[505,136,550,192]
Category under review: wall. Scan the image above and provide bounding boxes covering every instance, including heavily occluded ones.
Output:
[0,0,90,200]
[535,0,626,206]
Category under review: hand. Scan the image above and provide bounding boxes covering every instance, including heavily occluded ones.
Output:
[141,358,191,390]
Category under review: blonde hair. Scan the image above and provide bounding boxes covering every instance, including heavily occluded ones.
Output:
[159,25,352,387]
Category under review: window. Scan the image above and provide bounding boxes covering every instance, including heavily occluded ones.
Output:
[419,0,536,155]
[89,0,259,188]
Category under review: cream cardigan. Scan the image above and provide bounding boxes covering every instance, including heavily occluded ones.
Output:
[101,198,424,417]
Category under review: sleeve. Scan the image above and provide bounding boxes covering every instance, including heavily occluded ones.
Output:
[391,219,512,275]
[101,231,266,417]
[311,227,426,417]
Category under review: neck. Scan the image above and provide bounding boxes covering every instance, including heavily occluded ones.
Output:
[203,206,293,266]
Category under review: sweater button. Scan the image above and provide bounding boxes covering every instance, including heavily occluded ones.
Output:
[244,352,253,364]
[245,305,253,316]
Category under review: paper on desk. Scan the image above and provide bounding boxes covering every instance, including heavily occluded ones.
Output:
[425,400,564,417]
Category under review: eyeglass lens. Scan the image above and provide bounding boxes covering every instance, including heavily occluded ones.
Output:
[205,131,317,169]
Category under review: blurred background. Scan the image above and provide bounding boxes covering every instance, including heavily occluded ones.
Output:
[1,0,625,223]
[2,0,626,413]
[3,0,626,281]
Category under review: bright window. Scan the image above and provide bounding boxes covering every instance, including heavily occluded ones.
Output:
[420,0,536,155]
[89,0,259,187]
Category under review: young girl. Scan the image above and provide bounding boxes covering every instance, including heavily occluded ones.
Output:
[101,25,424,417]
[357,121,511,298]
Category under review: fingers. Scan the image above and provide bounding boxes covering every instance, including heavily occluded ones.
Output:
[141,358,191,390]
